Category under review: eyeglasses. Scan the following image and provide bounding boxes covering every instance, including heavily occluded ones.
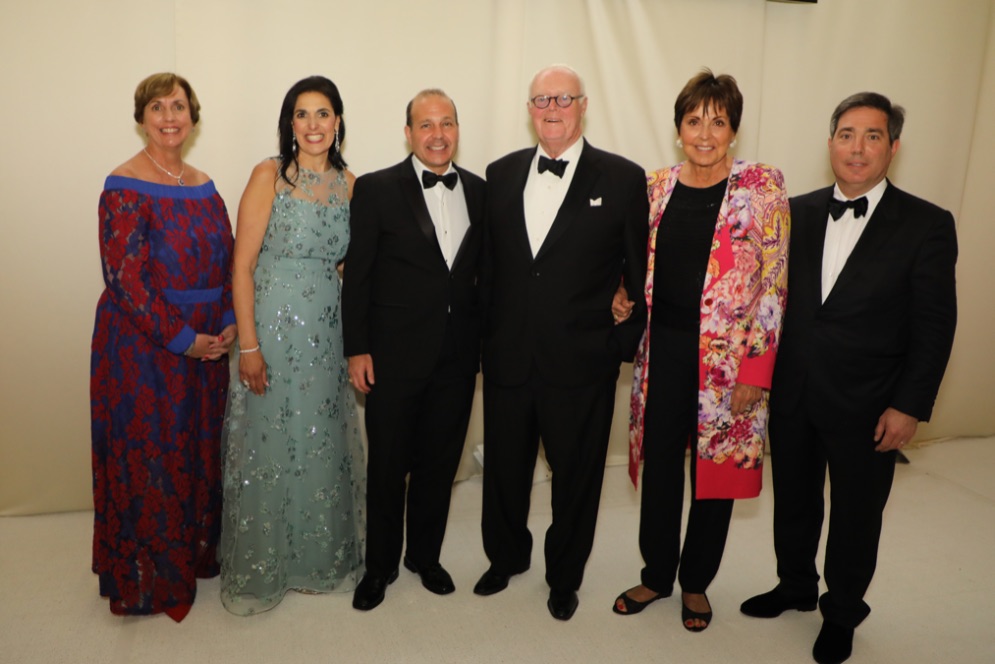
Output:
[530,94,585,109]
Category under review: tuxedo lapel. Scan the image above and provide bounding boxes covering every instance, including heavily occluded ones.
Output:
[534,142,598,261]
[801,188,832,305]
[398,161,447,264]
[508,151,536,259]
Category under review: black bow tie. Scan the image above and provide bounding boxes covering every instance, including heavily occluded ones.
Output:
[538,155,568,178]
[828,196,868,221]
[422,170,458,190]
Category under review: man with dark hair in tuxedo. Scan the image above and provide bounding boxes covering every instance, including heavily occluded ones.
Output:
[740,92,958,664]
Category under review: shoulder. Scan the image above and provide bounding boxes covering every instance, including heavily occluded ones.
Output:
[790,185,833,210]
[886,184,953,222]
[455,164,484,188]
[356,160,408,186]
[487,147,534,177]
[647,165,677,189]
[583,142,643,175]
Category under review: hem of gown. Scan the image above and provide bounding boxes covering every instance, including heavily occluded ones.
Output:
[220,573,362,616]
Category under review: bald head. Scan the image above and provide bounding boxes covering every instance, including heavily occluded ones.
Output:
[527,65,588,158]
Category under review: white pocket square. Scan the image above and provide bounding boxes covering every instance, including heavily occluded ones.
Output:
[589,197,602,207]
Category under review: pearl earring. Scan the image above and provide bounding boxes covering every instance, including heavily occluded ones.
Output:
[730,139,737,148]
[676,138,683,148]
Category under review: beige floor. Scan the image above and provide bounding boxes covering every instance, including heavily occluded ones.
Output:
[2,437,993,664]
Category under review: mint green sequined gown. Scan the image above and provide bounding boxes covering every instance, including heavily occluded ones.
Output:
[219,165,365,615]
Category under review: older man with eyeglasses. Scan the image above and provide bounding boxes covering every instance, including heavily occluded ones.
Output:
[473,65,649,620]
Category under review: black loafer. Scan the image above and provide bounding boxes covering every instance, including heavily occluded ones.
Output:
[547,589,579,621]
[473,568,511,596]
[740,588,818,618]
[403,557,455,595]
[813,620,854,664]
[352,568,399,611]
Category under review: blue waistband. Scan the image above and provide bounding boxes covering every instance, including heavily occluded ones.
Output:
[164,286,223,304]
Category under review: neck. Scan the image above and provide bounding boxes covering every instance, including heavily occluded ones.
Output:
[682,157,732,188]
[297,152,331,172]
[145,145,183,171]
[540,136,580,160]
[837,179,881,199]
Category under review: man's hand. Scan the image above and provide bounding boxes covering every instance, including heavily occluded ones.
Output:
[873,407,918,452]
[348,354,375,394]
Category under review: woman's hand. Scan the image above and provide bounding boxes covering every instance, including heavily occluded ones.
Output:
[612,284,634,325]
[730,382,762,416]
[239,350,269,396]
[203,324,237,361]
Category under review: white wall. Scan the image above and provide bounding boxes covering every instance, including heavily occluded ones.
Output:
[2,0,992,514]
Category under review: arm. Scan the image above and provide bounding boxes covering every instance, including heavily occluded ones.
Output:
[613,166,651,359]
[98,188,195,353]
[231,161,278,394]
[736,166,790,390]
[341,174,381,388]
[889,209,958,422]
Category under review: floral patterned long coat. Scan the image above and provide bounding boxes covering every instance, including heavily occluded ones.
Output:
[629,159,789,499]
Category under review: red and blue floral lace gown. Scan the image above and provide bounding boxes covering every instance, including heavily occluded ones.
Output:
[90,176,235,620]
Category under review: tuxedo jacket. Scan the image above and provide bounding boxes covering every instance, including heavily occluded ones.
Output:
[482,140,649,388]
[770,181,957,431]
[342,158,485,381]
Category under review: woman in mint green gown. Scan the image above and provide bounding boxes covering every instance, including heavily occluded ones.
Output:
[219,76,365,615]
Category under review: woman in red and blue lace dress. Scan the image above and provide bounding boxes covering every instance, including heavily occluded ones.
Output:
[90,73,236,622]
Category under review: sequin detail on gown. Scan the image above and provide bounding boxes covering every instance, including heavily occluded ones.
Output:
[219,166,366,615]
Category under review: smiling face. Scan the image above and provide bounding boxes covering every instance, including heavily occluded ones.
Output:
[405,93,459,175]
[141,85,193,152]
[829,106,900,198]
[678,102,735,171]
[528,67,587,158]
[292,91,339,166]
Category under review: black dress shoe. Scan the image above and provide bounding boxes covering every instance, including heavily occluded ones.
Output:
[547,589,579,621]
[352,568,399,611]
[740,588,818,618]
[473,569,510,596]
[403,557,455,595]
[813,620,854,664]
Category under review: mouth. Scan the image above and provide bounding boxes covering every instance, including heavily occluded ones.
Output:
[160,128,180,134]
[425,143,450,152]
[304,133,325,143]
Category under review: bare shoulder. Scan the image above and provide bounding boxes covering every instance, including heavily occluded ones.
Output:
[109,152,145,178]
[343,168,357,199]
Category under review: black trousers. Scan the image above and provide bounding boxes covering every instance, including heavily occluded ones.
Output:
[768,407,897,628]
[481,368,618,591]
[363,323,475,577]
[639,323,733,595]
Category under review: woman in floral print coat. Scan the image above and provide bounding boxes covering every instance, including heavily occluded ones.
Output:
[612,70,789,632]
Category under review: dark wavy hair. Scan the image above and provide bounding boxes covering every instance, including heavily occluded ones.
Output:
[673,68,743,133]
[277,76,347,185]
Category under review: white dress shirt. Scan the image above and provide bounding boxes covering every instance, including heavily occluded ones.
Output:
[412,155,470,269]
[523,139,584,256]
[821,178,888,302]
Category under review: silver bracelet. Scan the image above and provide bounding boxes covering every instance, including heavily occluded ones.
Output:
[240,345,260,354]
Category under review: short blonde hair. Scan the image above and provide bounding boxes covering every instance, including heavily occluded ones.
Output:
[133,72,200,125]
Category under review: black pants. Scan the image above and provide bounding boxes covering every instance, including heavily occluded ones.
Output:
[482,368,618,591]
[769,407,897,628]
[363,322,475,577]
[639,323,733,595]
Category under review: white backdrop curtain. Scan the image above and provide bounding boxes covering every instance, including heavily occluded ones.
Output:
[1,0,992,514]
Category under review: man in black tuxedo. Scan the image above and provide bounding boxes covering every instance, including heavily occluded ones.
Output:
[740,93,957,663]
[473,65,648,621]
[342,89,485,611]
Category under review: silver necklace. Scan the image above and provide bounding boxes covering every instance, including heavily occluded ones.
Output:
[143,148,186,186]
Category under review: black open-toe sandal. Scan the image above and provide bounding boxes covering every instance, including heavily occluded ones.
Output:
[682,593,712,632]
[612,588,667,615]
